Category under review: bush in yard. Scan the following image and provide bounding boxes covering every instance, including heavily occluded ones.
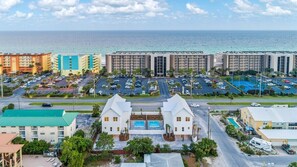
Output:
[289,162,297,167]
[7,103,15,109]
[12,137,50,154]
[124,137,154,159]
[182,144,190,155]
[190,138,218,161]
[114,155,121,164]
[160,144,171,153]
[74,129,85,138]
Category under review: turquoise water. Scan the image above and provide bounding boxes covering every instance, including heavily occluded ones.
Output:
[148,121,160,128]
[134,120,145,128]
[227,117,240,129]
[231,81,257,92]
[0,31,297,56]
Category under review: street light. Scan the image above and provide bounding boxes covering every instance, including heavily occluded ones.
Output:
[208,107,211,139]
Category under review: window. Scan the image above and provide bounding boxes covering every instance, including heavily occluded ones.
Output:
[176,117,181,121]
[1,126,6,128]
[117,127,120,131]
[11,126,16,128]
[110,127,113,131]
[175,127,177,131]
[50,132,55,135]
[113,117,118,122]
[188,127,190,130]
[182,127,184,132]
[104,117,109,122]
[40,126,45,128]
[186,117,190,122]
[40,133,45,135]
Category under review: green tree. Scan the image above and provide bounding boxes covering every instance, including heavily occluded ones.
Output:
[13,138,50,154]
[74,129,85,138]
[160,144,171,153]
[96,132,114,152]
[190,138,218,161]
[120,69,127,75]
[92,104,101,117]
[91,120,102,136]
[124,137,154,158]
[289,162,297,167]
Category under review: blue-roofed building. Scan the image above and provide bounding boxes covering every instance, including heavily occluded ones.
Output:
[0,109,78,144]
[53,54,101,76]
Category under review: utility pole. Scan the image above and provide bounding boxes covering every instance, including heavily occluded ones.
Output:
[190,72,193,97]
[1,74,3,98]
[18,97,20,109]
[208,107,211,139]
[259,73,262,97]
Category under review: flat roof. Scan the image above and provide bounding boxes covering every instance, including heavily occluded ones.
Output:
[244,107,297,122]
[260,129,297,140]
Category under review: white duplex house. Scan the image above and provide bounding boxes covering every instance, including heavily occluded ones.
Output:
[162,94,194,140]
[101,94,132,138]
[101,94,194,140]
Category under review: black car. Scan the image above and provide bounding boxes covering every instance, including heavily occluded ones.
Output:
[42,103,53,107]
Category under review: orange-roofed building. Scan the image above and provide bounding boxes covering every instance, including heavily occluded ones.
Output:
[0,134,23,167]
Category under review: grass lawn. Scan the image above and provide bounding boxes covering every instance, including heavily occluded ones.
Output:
[182,95,297,99]
[208,102,297,106]
[80,94,158,99]
[29,102,105,106]
[65,110,93,113]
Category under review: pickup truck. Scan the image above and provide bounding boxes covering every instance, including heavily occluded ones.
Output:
[282,144,296,155]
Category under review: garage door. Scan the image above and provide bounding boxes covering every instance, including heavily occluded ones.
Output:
[288,140,297,146]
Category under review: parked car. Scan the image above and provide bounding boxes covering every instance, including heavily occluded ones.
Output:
[185,90,190,95]
[282,144,296,155]
[190,103,200,107]
[42,103,53,107]
[251,102,261,107]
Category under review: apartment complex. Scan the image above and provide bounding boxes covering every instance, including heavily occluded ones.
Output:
[222,51,297,75]
[0,109,78,144]
[0,53,51,74]
[106,51,214,77]
[53,54,101,76]
[101,94,194,140]
[0,134,23,167]
[240,107,297,146]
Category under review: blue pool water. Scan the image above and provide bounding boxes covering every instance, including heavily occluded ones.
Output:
[148,121,160,128]
[134,121,145,128]
[227,118,240,129]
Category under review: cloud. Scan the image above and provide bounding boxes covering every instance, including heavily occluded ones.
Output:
[10,11,33,19]
[262,4,292,16]
[231,0,259,14]
[186,3,207,15]
[0,0,21,12]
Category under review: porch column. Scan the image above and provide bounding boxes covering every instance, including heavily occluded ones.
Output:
[1,153,4,167]
[14,152,17,167]
[20,149,23,167]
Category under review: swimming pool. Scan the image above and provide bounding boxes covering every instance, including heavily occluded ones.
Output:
[227,117,240,129]
[148,121,160,128]
[134,120,145,128]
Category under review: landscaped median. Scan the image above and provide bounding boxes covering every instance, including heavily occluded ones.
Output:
[208,102,297,107]
[29,102,105,106]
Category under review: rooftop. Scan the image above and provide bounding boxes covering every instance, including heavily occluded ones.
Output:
[0,109,78,126]
[260,129,297,140]
[162,94,194,117]
[144,153,184,167]
[244,107,297,122]
[107,51,206,55]
[0,134,23,153]
[101,94,132,116]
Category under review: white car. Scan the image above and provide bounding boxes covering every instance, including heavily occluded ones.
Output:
[125,85,131,89]
[185,90,190,95]
[190,103,200,107]
[251,102,261,107]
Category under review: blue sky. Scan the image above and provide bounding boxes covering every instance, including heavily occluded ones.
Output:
[0,0,297,30]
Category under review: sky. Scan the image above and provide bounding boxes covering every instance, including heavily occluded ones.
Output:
[0,0,297,30]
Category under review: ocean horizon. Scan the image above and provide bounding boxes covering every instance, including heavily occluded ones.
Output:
[0,30,297,56]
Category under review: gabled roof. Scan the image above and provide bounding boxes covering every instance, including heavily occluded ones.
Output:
[162,94,193,117]
[245,107,297,122]
[0,134,17,145]
[144,153,184,167]
[101,94,132,116]
[0,109,78,126]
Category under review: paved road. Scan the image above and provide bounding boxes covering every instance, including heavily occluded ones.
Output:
[158,79,170,98]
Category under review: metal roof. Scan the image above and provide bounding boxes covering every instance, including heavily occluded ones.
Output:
[244,107,297,122]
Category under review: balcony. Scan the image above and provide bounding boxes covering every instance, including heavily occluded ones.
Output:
[58,127,64,131]
[31,127,38,131]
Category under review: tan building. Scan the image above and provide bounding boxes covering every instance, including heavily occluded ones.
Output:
[0,109,78,144]
[106,51,214,77]
[106,51,150,75]
[240,107,297,146]
[222,51,297,75]
[0,53,51,75]
[0,134,23,167]
[170,52,214,75]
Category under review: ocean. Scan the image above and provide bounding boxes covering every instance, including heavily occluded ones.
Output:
[0,31,297,56]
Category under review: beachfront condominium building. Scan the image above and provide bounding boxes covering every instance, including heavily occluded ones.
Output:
[53,54,101,76]
[106,51,214,77]
[0,109,78,144]
[0,53,51,75]
[0,134,23,167]
[170,52,214,76]
[101,94,194,140]
[240,106,297,146]
[222,51,297,75]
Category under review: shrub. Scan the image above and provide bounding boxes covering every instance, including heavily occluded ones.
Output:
[74,129,85,138]
[114,155,121,164]
[7,103,15,109]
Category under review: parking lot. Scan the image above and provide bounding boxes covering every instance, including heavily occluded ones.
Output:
[230,75,297,95]
[95,76,159,96]
[167,76,241,95]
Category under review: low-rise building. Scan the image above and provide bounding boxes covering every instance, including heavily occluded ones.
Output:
[0,53,51,75]
[0,134,23,167]
[53,54,101,76]
[101,94,194,140]
[240,107,297,146]
[0,109,78,144]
